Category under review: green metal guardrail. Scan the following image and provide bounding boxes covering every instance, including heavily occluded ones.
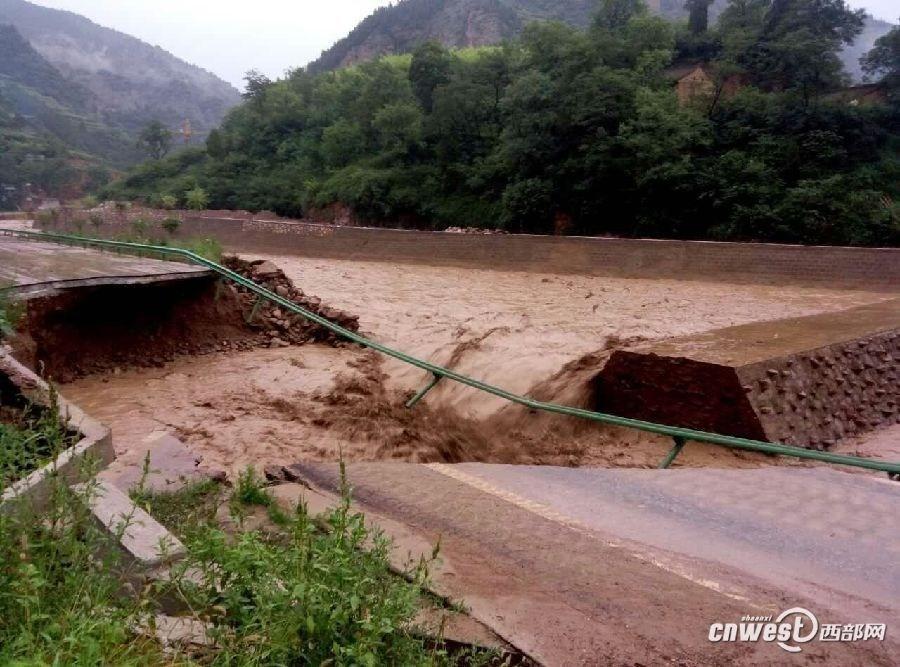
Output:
[3,227,899,478]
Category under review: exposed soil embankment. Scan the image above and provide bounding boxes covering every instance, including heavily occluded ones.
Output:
[12,257,360,383]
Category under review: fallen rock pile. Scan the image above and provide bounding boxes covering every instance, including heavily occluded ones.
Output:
[223,257,360,348]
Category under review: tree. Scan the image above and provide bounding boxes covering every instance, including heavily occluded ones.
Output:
[593,0,647,32]
[185,187,209,210]
[206,129,227,159]
[409,42,452,112]
[243,69,272,101]
[721,0,865,100]
[321,120,367,169]
[372,102,423,155]
[137,120,172,160]
[686,0,714,34]
[862,23,900,94]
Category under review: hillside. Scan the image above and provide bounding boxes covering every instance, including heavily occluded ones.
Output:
[0,23,139,209]
[308,0,596,73]
[308,0,894,80]
[0,0,240,136]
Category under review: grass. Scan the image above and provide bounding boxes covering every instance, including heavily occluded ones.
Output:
[2,430,496,664]
[0,387,75,487]
[0,450,165,664]
[106,231,224,263]
[0,287,24,338]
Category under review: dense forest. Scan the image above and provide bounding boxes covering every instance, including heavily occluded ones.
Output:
[105,0,900,246]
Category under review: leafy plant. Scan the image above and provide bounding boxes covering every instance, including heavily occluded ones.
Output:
[131,218,150,236]
[80,194,99,209]
[161,217,181,234]
[0,290,24,339]
[1,440,467,664]
[185,187,210,211]
[0,388,72,487]
[160,194,178,210]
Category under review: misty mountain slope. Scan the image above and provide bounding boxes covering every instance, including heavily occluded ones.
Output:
[308,0,895,81]
[0,0,240,136]
[308,0,597,73]
[0,23,137,165]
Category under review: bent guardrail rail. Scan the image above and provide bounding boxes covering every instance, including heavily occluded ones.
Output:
[3,227,899,477]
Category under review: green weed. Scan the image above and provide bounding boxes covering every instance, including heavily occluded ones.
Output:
[0,289,25,338]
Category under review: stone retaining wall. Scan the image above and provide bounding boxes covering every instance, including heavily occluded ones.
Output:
[41,212,900,289]
[595,300,900,449]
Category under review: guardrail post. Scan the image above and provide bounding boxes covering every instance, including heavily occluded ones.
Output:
[245,295,264,324]
[659,436,687,469]
[406,373,442,408]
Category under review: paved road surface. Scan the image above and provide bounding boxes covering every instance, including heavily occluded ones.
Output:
[290,462,899,666]
[0,234,210,298]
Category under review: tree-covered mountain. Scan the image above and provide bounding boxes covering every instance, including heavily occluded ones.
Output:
[107,0,900,247]
[308,0,595,72]
[0,0,240,136]
[308,0,894,81]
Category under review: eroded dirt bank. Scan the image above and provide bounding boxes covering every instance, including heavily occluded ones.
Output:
[59,256,895,478]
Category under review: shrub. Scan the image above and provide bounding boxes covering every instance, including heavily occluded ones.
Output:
[0,388,72,487]
[185,187,210,211]
[80,195,99,209]
[160,217,181,234]
[0,290,24,339]
[0,451,461,663]
[159,194,178,210]
[130,218,150,237]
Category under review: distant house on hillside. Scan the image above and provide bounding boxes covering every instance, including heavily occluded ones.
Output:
[663,62,744,107]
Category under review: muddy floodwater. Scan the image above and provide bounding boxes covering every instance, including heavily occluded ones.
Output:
[63,256,895,478]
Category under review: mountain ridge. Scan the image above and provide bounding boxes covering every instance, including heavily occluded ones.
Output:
[0,0,241,136]
[307,0,895,81]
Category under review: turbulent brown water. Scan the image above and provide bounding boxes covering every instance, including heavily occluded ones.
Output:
[61,256,894,478]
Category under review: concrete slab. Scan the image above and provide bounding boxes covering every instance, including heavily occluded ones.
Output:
[289,462,900,666]
[101,432,224,494]
[0,235,211,298]
[74,479,186,568]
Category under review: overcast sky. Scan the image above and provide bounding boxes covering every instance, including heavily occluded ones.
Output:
[29,0,899,90]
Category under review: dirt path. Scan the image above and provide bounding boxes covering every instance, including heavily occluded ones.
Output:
[61,256,893,477]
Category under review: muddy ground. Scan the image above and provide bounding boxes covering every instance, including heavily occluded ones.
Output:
[58,255,896,479]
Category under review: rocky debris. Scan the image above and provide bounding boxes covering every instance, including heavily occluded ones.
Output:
[264,465,287,483]
[443,226,508,235]
[223,256,360,347]
[139,615,214,654]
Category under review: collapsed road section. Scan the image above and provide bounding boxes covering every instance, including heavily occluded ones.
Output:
[0,235,359,381]
[596,298,900,451]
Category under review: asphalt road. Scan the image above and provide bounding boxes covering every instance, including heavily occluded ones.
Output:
[0,234,210,297]
[293,462,900,666]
